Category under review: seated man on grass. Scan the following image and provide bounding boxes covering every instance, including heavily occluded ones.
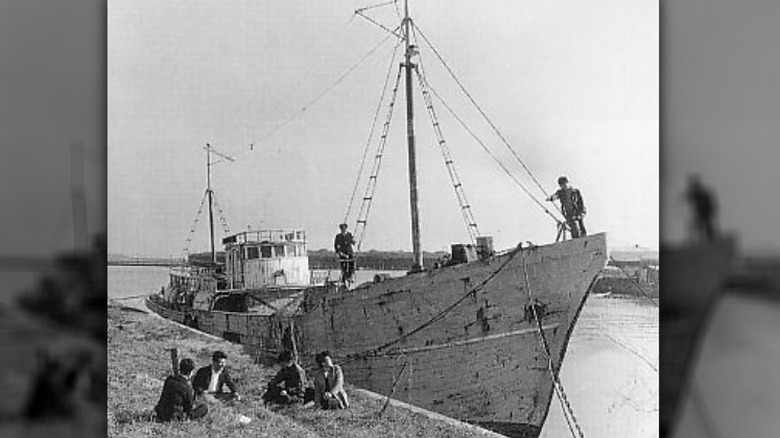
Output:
[262,350,307,405]
[192,350,241,402]
[313,351,349,410]
[154,358,207,422]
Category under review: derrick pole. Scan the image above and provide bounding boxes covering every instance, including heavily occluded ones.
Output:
[206,144,216,265]
[403,0,422,271]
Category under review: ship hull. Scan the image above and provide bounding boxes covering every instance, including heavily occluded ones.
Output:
[148,233,607,438]
[659,236,735,437]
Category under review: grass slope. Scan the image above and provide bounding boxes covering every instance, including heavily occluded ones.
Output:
[108,303,489,438]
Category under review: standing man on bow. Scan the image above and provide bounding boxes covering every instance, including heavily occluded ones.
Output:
[334,223,355,282]
[685,174,718,241]
[547,176,587,238]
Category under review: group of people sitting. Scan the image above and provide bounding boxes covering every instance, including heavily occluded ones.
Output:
[154,349,349,422]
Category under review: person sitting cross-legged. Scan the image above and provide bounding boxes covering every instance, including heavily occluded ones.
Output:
[262,350,307,406]
[154,358,208,422]
[312,351,349,410]
[192,350,241,403]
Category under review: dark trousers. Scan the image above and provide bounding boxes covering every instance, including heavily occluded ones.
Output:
[155,402,207,422]
[566,217,587,238]
[339,255,355,281]
[263,386,303,405]
[190,403,208,419]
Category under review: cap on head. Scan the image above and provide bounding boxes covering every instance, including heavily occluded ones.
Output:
[557,176,569,185]
[339,223,348,229]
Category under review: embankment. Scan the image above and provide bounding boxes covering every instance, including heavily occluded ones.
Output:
[108,300,497,438]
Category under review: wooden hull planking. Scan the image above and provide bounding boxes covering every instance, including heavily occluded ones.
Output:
[148,233,607,438]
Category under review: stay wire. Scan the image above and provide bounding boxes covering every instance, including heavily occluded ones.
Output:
[413,23,558,206]
[425,81,563,224]
[355,0,398,14]
[344,36,404,223]
[252,27,400,148]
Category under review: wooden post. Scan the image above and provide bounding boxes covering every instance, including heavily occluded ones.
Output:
[169,348,179,375]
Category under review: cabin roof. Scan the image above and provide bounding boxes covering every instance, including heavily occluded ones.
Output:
[222,229,307,246]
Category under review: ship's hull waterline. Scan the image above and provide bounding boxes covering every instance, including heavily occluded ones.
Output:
[148,233,607,438]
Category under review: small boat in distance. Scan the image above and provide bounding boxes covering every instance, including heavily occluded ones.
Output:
[659,236,736,437]
[147,2,609,436]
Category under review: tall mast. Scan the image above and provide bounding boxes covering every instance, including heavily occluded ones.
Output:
[206,144,216,265]
[403,0,423,271]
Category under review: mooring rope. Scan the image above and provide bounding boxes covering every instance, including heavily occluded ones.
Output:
[379,355,409,416]
[522,255,585,438]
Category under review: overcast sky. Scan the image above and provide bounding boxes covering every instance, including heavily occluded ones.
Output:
[109,0,658,257]
[0,0,104,258]
[662,0,780,254]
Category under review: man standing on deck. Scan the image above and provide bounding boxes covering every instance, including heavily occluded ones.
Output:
[192,350,240,402]
[547,176,587,238]
[685,174,718,241]
[334,223,355,282]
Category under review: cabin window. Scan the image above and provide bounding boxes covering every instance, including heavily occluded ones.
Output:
[261,245,272,258]
[246,246,259,259]
[274,244,285,258]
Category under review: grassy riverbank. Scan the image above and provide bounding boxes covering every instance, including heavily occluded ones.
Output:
[108,302,489,438]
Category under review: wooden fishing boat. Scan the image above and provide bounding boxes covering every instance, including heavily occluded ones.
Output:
[147,2,609,436]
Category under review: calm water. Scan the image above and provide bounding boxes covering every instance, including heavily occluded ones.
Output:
[108,266,658,437]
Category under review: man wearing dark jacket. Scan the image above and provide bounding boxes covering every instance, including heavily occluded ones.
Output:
[263,350,307,405]
[192,350,240,402]
[334,223,356,281]
[154,358,207,422]
[547,176,587,238]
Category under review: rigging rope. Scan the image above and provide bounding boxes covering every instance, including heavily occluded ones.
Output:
[211,191,232,236]
[355,10,402,38]
[413,60,481,244]
[522,255,586,438]
[344,37,404,224]
[425,81,563,224]
[252,27,400,148]
[413,23,560,211]
[352,65,405,253]
[355,0,398,14]
[182,190,209,259]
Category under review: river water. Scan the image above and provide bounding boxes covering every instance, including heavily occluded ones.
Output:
[108,265,658,438]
